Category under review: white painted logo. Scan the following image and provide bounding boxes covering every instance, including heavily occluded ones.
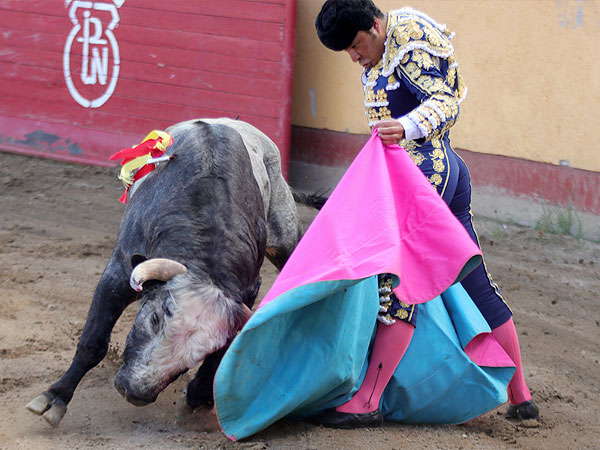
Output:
[63,1,125,108]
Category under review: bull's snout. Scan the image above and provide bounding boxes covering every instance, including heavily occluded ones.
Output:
[114,376,157,407]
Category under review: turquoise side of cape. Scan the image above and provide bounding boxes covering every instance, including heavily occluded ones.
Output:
[380,283,514,423]
[214,278,515,441]
[214,277,379,440]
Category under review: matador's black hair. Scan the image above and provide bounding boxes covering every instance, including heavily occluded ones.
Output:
[315,0,384,51]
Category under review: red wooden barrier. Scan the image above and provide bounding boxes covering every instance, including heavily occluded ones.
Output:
[0,0,296,177]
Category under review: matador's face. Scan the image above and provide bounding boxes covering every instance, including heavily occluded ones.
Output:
[344,18,386,69]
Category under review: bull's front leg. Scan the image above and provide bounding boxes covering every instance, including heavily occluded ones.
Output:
[184,347,228,409]
[26,262,134,427]
[183,280,260,411]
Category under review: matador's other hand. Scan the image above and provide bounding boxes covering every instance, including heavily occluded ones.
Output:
[374,119,405,146]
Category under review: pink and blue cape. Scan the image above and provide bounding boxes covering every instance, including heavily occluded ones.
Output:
[214,132,516,440]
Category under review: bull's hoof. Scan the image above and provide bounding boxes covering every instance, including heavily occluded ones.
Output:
[43,403,67,427]
[175,391,219,431]
[174,389,210,420]
[26,393,67,427]
[175,391,195,420]
[26,394,51,415]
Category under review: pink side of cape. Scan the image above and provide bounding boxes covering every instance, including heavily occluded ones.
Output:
[465,333,516,368]
[260,132,482,308]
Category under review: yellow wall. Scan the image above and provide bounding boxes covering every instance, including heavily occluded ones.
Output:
[292,0,600,172]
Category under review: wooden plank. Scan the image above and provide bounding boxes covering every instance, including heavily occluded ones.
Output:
[0,113,138,166]
[0,60,282,117]
[0,41,284,81]
[0,82,282,140]
[0,10,69,30]
[0,1,70,16]
[1,25,284,64]
[114,42,284,80]
[0,0,286,22]
[241,0,287,5]
[0,119,281,166]
[0,7,284,42]
[123,0,285,23]
[0,76,283,122]
[0,59,282,101]
[0,29,63,54]
[109,26,284,62]
[0,45,68,70]
[0,113,280,166]
[121,63,282,100]
[118,7,283,42]
[115,80,281,118]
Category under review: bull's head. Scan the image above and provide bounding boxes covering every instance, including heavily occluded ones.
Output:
[113,257,251,406]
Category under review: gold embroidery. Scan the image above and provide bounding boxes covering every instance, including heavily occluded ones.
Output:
[383,13,454,76]
[365,88,377,104]
[369,45,461,142]
[391,26,410,47]
[379,9,467,128]
[366,59,384,83]
[366,108,379,123]
[411,50,434,70]
[431,148,445,159]
[363,10,463,194]
[429,173,443,186]
[378,274,415,324]
[447,65,457,87]
[433,159,445,173]
[375,89,388,103]
[400,139,417,151]
[366,105,392,123]
[404,62,421,79]
[396,309,409,320]
[407,149,425,166]
[381,277,393,289]
[378,106,391,120]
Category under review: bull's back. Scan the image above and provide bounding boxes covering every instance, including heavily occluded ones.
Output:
[171,119,279,215]
[133,120,263,209]
[165,120,254,180]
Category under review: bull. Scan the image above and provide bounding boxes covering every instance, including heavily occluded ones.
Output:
[26,118,316,427]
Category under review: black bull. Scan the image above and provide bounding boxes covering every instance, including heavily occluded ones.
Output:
[26,118,321,427]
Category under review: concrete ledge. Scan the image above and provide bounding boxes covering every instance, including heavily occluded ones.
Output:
[469,186,600,242]
[289,159,600,242]
[291,126,600,216]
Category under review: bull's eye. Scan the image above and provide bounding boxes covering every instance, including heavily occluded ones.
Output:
[151,312,160,333]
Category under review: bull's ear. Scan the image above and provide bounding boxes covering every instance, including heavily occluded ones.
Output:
[131,254,147,269]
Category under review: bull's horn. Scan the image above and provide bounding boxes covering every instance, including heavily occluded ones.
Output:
[130,258,188,292]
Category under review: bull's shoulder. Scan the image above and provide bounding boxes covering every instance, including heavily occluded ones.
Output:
[171,119,280,161]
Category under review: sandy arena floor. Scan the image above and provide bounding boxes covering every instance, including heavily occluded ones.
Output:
[1,151,599,449]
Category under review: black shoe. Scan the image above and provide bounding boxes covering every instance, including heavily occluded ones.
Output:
[311,408,384,429]
[506,399,541,421]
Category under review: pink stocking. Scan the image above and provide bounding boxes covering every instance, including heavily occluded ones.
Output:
[336,320,414,414]
[491,318,532,404]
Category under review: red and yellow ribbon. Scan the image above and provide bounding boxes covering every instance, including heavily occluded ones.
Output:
[109,130,173,203]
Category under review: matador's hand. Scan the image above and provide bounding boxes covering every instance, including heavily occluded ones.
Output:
[374,119,405,146]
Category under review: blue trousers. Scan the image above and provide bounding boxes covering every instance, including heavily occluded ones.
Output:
[436,144,513,329]
[385,138,512,329]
